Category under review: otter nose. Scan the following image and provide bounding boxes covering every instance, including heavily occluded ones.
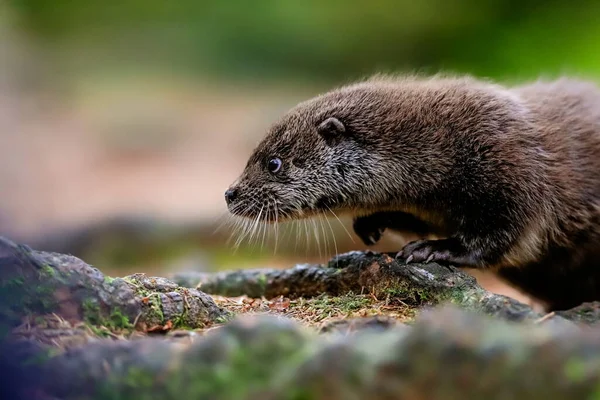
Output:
[224,188,238,205]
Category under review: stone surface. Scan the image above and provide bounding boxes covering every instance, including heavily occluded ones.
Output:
[175,251,560,324]
[0,236,229,338]
[4,238,600,399]
[4,309,599,399]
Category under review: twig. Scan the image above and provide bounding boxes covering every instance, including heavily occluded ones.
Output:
[534,312,555,324]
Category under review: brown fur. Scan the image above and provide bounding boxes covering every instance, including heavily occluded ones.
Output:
[225,74,600,311]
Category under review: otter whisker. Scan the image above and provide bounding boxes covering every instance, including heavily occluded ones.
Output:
[311,218,322,260]
[302,218,310,256]
[234,202,262,248]
[322,213,339,260]
[317,215,330,258]
[293,220,300,253]
[248,204,264,246]
[325,205,356,244]
[220,205,250,240]
[260,201,269,251]
[212,210,236,235]
[229,202,257,248]
[273,198,280,254]
[227,215,246,247]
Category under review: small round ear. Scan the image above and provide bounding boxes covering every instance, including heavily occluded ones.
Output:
[317,117,346,139]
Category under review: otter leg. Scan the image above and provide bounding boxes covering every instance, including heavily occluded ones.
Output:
[397,193,527,266]
[396,237,478,265]
[352,211,432,246]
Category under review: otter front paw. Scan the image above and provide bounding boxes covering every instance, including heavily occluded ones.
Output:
[396,238,470,265]
[352,216,385,246]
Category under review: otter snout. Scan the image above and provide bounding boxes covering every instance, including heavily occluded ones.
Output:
[224,187,238,205]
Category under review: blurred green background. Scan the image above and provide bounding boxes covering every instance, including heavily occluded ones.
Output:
[1,0,599,276]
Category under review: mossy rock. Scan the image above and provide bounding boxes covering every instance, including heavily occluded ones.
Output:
[5,308,598,399]
[0,237,229,341]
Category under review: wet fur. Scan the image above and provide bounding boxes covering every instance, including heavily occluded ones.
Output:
[227,74,600,311]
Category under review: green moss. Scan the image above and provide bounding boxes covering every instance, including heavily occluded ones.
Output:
[121,277,166,326]
[83,297,132,332]
[40,264,56,277]
[36,285,57,310]
[0,275,56,323]
[7,276,24,286]
[167,324,312,399]
[74,320,317,399]
[257,273,268,294]
[96,337,305,399]
[171,307,188,329]
[122,366,155,390]
[215,314,232,324]
[564,358,589,383]
[122,275,138,285]
[83,298,102,326]
[380,278,474,307]
[87,324,108,337]
[145,295,165,326]
[103,276,116,285]
[106,308,133,330]
[306,292,371,315]
[383,284,432,306]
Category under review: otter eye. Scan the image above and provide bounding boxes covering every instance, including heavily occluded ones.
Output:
[267,158,282,174]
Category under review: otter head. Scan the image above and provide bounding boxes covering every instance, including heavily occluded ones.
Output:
[225,116,363,222]
[225,76,524,225]
[224,84,416,223]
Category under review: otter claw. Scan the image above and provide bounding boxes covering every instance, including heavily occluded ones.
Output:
[425,254,435,263]
[405,255,414,264]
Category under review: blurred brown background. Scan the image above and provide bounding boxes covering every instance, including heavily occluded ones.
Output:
[1,0,599,305]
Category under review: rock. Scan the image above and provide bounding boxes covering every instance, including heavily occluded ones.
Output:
[5,308,600,399]
[182,251,556,324]
[286,307,600,399]
[4,237,600,399]
[556,302,600,326]
[0,236,229,341]
[318,315,406,335]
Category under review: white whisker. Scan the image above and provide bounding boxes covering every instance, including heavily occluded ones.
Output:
[322,214,338,258]
[311,218,322,259]
[326,205,355,243]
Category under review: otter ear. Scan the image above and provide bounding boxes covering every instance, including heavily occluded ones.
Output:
[317,117,346,140]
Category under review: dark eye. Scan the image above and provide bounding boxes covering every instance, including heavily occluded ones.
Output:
[267,158,282,173]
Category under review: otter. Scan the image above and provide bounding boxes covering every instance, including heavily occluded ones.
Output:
[225,74,600,311]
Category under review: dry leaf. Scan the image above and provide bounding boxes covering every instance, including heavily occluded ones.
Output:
[268,296,291,311]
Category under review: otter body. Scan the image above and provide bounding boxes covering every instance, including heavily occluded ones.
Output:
[226,75,600,311]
